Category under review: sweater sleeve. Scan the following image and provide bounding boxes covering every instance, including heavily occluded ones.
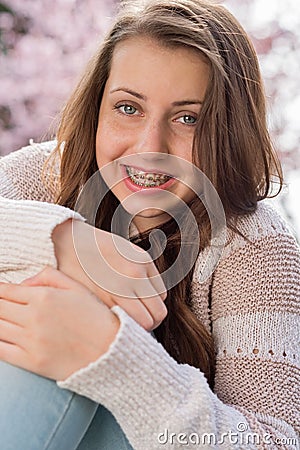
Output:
[0,140,57,201]
[57,209,300,450]
[0,196,85,283]
[0,140,84,283]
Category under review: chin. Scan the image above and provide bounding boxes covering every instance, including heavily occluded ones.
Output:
[137,208,164,217]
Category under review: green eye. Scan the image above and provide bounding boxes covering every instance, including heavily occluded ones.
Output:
[179,115,197,125]
[119,104,137,115]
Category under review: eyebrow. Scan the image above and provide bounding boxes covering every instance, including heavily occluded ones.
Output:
[110,88,203,106]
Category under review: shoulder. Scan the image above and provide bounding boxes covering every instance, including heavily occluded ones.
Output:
[229,200,295,246]
[217,200,300,281]
[212,201,299,271]
[224,200,297,254]
[193,201,299,284]
[209,201,300,318]
[0,140,58,201]
[223,201,300,278]
[0,140,57,175]
[192,200,300,319]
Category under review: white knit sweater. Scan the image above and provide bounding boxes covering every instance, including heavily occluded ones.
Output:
[0,141,299,449]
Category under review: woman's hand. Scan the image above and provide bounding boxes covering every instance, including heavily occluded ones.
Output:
[0,268,119,381]
[49,219,167,331]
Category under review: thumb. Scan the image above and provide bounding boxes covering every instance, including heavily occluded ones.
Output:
[22,266,86,291]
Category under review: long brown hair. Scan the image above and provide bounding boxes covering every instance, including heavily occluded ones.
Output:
[48,0,283,388]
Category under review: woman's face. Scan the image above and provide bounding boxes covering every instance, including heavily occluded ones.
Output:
[96,37,210,231]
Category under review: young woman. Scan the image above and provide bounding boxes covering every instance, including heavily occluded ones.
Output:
[0,0,299,449]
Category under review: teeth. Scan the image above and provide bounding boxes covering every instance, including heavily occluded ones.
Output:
[125,166,171,187]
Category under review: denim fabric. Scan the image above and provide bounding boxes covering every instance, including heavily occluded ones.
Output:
[76,405,133,450]
[0,362,132,450]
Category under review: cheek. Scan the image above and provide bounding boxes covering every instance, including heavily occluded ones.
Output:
[180,148,193,165]
[183,136,195,163]
[95,119,125,168]
[170,133,194,164]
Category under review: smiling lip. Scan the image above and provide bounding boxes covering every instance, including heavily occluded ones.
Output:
[123,163,175,177]
[121,164,176,193]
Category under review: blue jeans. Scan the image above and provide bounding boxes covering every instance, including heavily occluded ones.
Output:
[0,362,133,450]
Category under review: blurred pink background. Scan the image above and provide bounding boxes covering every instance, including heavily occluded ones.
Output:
[0,0,116,154]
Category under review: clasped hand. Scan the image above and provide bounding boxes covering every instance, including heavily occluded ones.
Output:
[0,268,120,380]
[0,219,167,380]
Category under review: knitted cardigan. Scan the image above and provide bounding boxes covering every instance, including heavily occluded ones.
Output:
[0,141,299,450]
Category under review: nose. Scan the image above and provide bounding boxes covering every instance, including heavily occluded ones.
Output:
[134,120,169,161]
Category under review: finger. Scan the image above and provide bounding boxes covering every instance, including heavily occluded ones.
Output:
[115,296,155,331]
[0,283,62,305]
[0,284,30,304]
[22,266,87,292]
[21,276,39,286]
[134,286,168,329]
[146,264,167,301]
[0,298,28,326]
[22,266,71,288]
[0,340,28,371]
[0,318,23,345]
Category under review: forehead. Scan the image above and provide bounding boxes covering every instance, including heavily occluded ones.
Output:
[106,37,210,98]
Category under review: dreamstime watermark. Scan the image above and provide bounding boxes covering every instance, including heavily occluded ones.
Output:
[157,423,298,447]
[72,153,227,296]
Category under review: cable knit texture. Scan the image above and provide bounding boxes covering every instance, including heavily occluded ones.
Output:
[0,141,299,449]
